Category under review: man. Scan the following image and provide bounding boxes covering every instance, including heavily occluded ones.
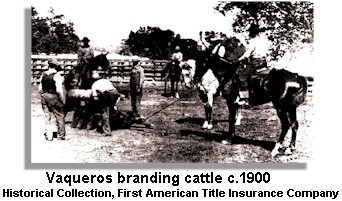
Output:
[236,25,271,104]
[77,37,94,68]
[72,37,95,128]
[91,68,125,136]
[130,57,145,121]
[165,46,183,99]
[171,46,183,64]
[39,58,67,140]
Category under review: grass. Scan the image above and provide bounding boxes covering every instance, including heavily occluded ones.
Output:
[30,83,313,163]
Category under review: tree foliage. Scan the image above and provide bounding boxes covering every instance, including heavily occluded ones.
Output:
[123,26,199,60]
[214,1,313,60]
[31,6,80,55]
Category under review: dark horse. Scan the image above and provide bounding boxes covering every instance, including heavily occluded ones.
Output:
[162,59,182,98]
[65,53,110,91]
[191,49,308,157]
[64,53,110,127]
[255,68,308,156]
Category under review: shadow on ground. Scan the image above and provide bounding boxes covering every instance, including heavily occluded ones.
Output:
[180,129,276,151]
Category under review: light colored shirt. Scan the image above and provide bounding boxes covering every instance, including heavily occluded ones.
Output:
[130,65,144,91]
[239,34,271,60]
[77,46,94,63]
[91,78,116,97]
[171,52,183,61]
[38,68,66,104]
[38,69,64,93]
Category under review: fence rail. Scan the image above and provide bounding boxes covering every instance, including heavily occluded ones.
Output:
[31,56,169,84]
[31,55,313,96]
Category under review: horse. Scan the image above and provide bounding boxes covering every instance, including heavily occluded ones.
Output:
[182,49,308,157]
[256,68,308,156]
[192,51,241,132]
[180,59,196,89]
[162,59,182,98]
[64,53,110,128]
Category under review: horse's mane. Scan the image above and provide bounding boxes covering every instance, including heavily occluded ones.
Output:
[65,53,109,90]
[194,50,238,84]
[88,53,109,72]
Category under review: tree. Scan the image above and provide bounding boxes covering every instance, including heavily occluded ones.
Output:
[116,39,132,56]
[31,6,80,54]
[124,26,176,59]
[123,26,200,60]
[214,2,313,60]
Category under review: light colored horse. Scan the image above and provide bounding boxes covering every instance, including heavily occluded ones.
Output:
[180,58,243,130]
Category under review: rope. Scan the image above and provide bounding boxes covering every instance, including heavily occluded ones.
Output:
[143,77,220,121]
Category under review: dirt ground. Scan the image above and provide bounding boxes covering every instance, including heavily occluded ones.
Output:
[30,83,313,163]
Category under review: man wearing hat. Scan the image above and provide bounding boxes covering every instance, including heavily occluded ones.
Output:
[129,56,145,121]
[77,37,94,68]
[38,58,67,140]
[73,37,95,128]
[89,67,125,136]
[171,46,183,64]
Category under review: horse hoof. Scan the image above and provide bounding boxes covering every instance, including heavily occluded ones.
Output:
[235,115,243,126]
[284,148,292,155]
[284,146,296,155]
[202,121,208,129]
[207,124,213,129]
[271,149,279,157]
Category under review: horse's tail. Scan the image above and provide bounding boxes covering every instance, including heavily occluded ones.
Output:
[291,75,308,106]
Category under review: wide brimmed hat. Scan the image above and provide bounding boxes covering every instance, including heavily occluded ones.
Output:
[131,56,140,62]
[82,37,90,42]
[48,58,59,66]
[48,58,63,71]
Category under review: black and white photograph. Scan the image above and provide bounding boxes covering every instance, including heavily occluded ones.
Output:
[30,0,314,163]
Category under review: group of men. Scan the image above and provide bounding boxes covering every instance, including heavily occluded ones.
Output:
[39,37,145,141]
[39,27,269,141]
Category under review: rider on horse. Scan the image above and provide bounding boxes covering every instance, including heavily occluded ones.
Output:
[77,37,94,67]
[77,37,95,88]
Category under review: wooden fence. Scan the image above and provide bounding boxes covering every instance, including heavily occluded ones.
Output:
[31,56,169,84]
[31,55,313,96]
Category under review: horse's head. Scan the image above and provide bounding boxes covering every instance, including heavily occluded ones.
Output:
[180,59,196,88]
[91,53,110,73]
[192,51,211,84]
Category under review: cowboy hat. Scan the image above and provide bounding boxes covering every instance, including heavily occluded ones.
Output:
[131,56,140,62]
[48,58,63,71]
[82,37,90,42]
[48,58,59,66]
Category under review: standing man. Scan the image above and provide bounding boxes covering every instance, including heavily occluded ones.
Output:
[39,58,67,140]
[169,46,183,98]
[91,68,125,136]
[130,57,145,122]
[171,46,183,65]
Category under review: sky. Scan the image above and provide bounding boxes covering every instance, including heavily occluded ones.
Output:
[32,0,235,48]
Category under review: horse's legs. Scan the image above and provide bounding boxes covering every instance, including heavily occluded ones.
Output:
[175,81,180,99]
[200,91,214,129]
[228,100,238,139]
[164,79,167,95]
[285,106,299,155]
[203,105,213,129]
[170,78,175,97]
[271,107,291,157]
[235,104,243,126]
